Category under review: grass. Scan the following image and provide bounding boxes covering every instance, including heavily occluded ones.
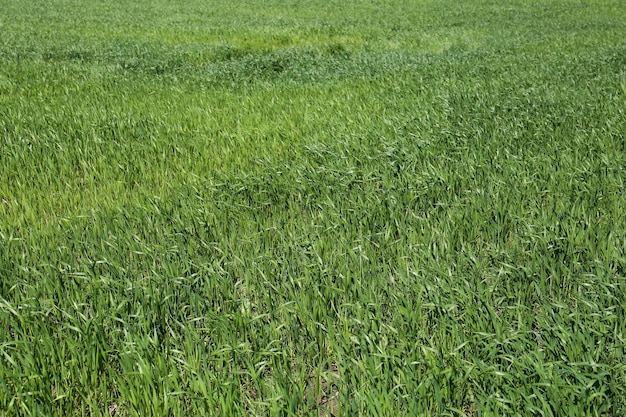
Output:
[1,0,626,415]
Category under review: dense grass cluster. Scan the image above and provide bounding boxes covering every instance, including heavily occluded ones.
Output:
[1,0,626,415]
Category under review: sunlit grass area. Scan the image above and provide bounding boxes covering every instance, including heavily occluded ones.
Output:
[1,0,626,415]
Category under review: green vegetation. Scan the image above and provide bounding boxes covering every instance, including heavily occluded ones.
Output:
[1,0,625,415]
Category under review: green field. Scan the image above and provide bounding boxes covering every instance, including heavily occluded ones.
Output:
[1,0,626,415]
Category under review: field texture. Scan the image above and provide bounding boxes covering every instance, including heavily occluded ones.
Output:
[1,0,626,415]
